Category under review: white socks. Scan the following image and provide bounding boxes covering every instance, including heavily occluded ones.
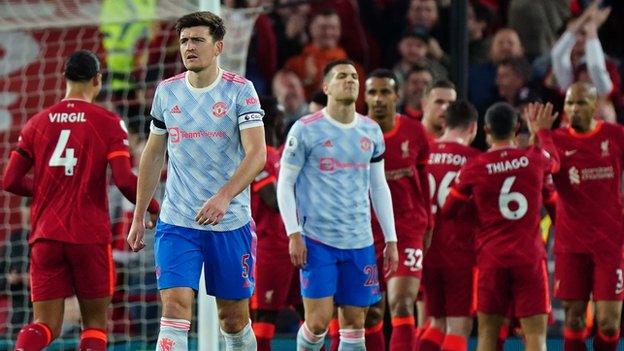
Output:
[221,320,257,351]
[338,328,365,351]
[297,322,327,351]
[157,318,190,351]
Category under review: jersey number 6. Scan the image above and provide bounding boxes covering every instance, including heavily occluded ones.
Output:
[499,176,528,220]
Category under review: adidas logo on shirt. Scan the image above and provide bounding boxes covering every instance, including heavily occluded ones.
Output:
[170,105,181,114]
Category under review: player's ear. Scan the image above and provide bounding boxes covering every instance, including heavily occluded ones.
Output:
[214,40,224,57]
[93,73,102,88]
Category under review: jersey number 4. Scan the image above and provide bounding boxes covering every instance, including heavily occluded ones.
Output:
[49,129,78,176]
[499,176,528,220]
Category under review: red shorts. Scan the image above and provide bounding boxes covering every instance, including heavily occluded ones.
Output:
[251,250,300,310]
[423,265,475,317]
[30,240,114,301]
[375,239,423,291]
[475,261,550,318]
[554,252,624,301]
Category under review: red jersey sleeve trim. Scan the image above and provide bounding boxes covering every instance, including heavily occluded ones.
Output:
[252,175,276,193]
[107,150,131,160]
[449,188,469,201]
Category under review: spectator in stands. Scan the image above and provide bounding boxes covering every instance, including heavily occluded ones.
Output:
[469,28,525,111]
[508,0,570,61]
[272,69,309,126]
[400,65,434,120]
[284,8,349,99]
[407,0,448,61]
[468,1,492,65]
[550,2,620,120]
[495,57,538,108]
[270,0,311,67]
[394,28,447,86]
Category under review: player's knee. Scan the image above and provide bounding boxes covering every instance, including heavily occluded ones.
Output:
[365,306,384,328]
[161,297,193,319]
[389,295,415,317]
[305,319,330,335]
[596,315,620,337]
[219,310,249,334]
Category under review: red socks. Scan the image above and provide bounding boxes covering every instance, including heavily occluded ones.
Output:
[79,328,107,351]
[441,334,468,351]
[593,330,620,351]
[419,326,445,351]
[253,322,276,351]
[14,323,53,351]
[564,328,587,351]
[328,318,340,351]
[389,316,416,351]
[365,321,386,351]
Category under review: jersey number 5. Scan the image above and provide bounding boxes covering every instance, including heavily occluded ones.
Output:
[49,129,78,176]
[499,176,528,220]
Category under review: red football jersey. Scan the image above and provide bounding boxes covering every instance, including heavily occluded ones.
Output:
[372,115,430,243]
[426,141,480,267]
[251,146,287,251]
[17,99,130,245]
[551,122,624,254]
[449,146,555,268]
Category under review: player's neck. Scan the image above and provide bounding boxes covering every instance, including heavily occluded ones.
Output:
[489,139,516,151]
[326,101,356,124]
[424,118,442,138]
[64,87,94,102]
[187,64,220,88]
[571,118,597,134]
[371,114,396,133]
[439,129,469,145]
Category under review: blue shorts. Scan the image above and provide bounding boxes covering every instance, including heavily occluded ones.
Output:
[300,237,381,307]
[154,220,256,300]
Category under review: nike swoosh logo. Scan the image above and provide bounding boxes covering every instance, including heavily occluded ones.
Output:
[565,150,577,157]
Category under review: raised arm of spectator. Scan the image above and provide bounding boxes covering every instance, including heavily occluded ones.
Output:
[584,19,613,96]
[550,29,576,92]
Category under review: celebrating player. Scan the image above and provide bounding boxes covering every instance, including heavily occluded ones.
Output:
[126,11,266,351]
[2,50,159,351]
[551,82,624,351]
[422,100,480,351]
[421,80,457,139]
[363,69,431,351]
[277,59,399,351]
[442,102,559,351]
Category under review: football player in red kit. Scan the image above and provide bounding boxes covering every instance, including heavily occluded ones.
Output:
[551,82,624,351]
[422,100,480,351]
[442,102,559,351]
[2,50,159,351]
[363,69,431,351]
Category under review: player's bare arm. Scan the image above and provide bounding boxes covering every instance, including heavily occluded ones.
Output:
[128,132,167,252]
[195,125,266,225]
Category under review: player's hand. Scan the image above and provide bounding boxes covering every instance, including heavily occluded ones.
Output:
[524,102,558,133]
[289,232,307,267]
[383,242,399,278]
[127,217,146,252]
[195,192,231,226]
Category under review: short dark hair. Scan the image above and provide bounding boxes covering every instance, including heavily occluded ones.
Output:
[485,102,518,139]
[406,64,434,81]
[323,59,357,80]
[367,68,400,92]
[310,90,328,107]
[64,50,100,82]
[175,11,226,41]
[425,79,456,96]
[311,7,339,22]
[497,57,531,83]
[445,100,478,130]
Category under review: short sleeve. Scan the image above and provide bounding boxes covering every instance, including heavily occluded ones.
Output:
[281,121,307,169]
[150,83,167,135]
[416,124,430,166]
[16,117,36,159]
[237,81,264,131]
[371,124,385,162]
[107,117,131,160]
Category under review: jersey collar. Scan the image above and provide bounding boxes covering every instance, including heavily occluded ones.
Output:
[185,67,223,94]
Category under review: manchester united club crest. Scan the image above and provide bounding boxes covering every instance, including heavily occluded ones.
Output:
[212,102,228,117]
[360,136,372,151]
